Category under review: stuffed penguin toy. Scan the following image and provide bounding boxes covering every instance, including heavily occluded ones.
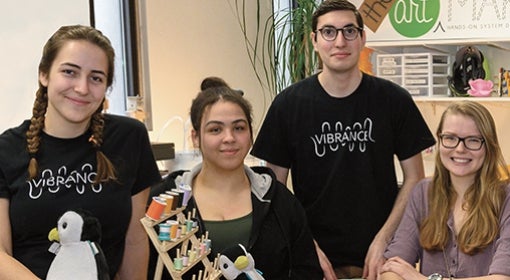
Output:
[219,244,264,280]
[46,209,110,280]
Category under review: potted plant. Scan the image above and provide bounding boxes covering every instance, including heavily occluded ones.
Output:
[231,0,320,99]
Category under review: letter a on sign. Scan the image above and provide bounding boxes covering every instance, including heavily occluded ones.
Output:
[359,0,396,32]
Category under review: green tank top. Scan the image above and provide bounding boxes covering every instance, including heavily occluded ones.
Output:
[203,212,252,257]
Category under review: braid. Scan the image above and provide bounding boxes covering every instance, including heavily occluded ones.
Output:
[89,102,116,184]
[27,25,117,182]
[26,89,48,179]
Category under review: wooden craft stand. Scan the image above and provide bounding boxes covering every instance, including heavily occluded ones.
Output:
[141,207,222,280]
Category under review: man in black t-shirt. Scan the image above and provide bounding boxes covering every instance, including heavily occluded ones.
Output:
[251,1,435,280]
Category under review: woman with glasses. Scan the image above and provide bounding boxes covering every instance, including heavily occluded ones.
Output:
[381,101,510,280]
[251,0,435,279]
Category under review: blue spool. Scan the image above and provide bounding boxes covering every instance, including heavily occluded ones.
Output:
[158,224,171,241]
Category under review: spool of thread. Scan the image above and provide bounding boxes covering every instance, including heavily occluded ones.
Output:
[165,191,180,210]
[176,227,182,239]
[186,220,193,232]
[174,248,183,270]
[191,208,198,227]
[204,239,212,251]
[171,188,185,208]
[158,224,171,241]
[181,224,187,235]
[174,257,183,271]
[199,243,206,255]
[159,194,174,215]
[182,255,189,267]
[179,184,192,206]
[167,220,179,240]
[146,197,166,220]
[189,249,196,263]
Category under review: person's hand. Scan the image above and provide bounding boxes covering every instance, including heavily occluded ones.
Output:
[380,256,425,280]
[314,240,336,280]
[363,237,386,280]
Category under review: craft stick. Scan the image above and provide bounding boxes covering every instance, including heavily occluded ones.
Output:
[182,242,188,254]
[213,255,218,269]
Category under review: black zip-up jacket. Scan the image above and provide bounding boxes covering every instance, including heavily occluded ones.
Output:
[148,164,322,279]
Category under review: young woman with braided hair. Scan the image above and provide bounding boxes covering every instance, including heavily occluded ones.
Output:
[0,25,161,279]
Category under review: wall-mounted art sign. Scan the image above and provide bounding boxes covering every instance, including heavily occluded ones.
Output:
[351,0,510,42]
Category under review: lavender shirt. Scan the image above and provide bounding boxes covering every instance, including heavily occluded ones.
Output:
[384,178,510,277]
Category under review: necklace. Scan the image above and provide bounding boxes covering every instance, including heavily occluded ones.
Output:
[442,249,452,279]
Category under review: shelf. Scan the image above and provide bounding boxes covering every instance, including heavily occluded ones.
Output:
[161,227,199,252]
[377,53,451,97]
[413,97,510,102]
[143,207,187,226]
[141,208,222,279]
[367,39,510,53]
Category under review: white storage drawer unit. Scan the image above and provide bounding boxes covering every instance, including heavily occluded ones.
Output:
[376,53,451,97]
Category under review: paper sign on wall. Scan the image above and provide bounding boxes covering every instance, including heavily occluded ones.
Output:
[350,0,510,42]
[358,0,396,32]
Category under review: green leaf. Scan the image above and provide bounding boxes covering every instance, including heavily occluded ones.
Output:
[230,0,319,103]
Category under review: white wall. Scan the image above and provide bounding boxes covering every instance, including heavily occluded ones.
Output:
[0,1,89,132]
[143,0,273,150]
[0,0,274,151]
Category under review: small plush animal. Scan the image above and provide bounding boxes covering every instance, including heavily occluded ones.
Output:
[46,209,110,280]
[219,244,264,280]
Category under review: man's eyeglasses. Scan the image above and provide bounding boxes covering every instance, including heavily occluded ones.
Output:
[315,26,363,41]
[438,134,485,151]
